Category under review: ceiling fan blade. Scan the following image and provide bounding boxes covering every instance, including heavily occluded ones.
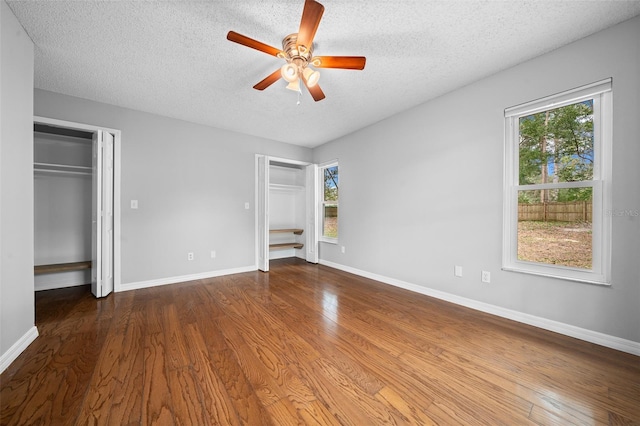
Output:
[227,31,282,57]
[312,56,366,70]
[297,0,325,48]
[302,77,326,102]
[307,84,326,102]
[253,69,282,91]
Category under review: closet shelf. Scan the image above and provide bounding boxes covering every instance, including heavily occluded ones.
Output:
[269,228,304,251]
[34,162,92,176]
[270,228,304,235]
[269,183,305,191]
[269,243,304,250]
[35,261,92,275]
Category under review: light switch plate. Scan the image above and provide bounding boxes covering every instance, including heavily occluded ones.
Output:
[454,265,463,277]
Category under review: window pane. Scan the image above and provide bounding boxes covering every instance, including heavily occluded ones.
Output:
[324,166,338,202]
[519,101,594,185]
[323,204,338,238]
[517,189,592,269]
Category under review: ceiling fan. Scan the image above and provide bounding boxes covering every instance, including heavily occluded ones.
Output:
[227,0,366,102]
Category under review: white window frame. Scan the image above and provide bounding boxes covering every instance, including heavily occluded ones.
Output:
[319,160,339,244]
[503,79,612,285]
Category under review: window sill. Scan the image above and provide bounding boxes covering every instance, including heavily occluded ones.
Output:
[320,237,338,245]
[502,264,611,287]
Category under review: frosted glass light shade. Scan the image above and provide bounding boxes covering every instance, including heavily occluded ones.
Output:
[281,63,298,83]
[303,67,320,87]
[286,79,300,92]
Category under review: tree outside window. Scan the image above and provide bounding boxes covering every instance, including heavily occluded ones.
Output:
[321,164,338,240]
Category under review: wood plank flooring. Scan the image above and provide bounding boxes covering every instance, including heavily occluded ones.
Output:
[2,258,639,425]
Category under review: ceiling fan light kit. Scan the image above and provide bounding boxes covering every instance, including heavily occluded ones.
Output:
[279,33,320,89]
[226,0,366,102]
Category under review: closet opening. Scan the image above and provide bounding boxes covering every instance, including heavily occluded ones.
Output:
[256,155,318,272]
[33,117,119,298]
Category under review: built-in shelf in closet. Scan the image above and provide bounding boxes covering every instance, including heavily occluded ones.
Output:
[34,261,92,275]
[269,228,304,251]
[269,242,305,250]
[270,228,304,235]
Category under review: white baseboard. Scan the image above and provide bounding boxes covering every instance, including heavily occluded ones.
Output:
[319,260,640,356]
[1,326,39,374]
[269,250,296,260]
[34,270,90,291]
[118,265,257,292]
[35,280,88,292]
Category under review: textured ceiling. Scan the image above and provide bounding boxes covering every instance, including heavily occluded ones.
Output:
[7,0,640,148]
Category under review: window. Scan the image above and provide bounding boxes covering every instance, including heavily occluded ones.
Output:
[503,79,612,284]
[320,161,338,242]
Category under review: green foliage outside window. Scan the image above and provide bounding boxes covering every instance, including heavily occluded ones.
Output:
[324,166,338,201]
[518,101,594,203]
[322,165,338,239]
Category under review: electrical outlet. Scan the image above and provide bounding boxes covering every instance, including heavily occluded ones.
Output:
[211,250,216,259]
[187,252,194,261]
[341,246,346,254]
[245,202,250,210]
[130,200,138,209]
[481,270,491,283]
[454,265,463,277]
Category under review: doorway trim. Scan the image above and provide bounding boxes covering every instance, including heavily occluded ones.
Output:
[34,116,121,294]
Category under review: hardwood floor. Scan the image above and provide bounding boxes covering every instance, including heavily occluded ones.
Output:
[1,258,639,425]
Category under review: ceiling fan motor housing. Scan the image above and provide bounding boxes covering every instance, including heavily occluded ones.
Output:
[280,33,313,67]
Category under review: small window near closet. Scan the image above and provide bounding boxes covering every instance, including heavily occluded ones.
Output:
[319,161,338,243]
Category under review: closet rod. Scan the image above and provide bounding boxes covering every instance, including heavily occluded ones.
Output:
[34,169,92,177]
[34,162,92,176]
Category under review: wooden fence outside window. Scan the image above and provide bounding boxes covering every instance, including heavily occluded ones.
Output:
[518,201,592,222]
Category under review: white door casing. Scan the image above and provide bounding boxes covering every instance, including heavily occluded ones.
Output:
[102,131,114,296]
[257,155,269,272]
[306,164,319,263]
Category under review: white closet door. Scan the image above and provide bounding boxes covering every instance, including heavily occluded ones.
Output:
[91,132,102,296]
[306,164,319,263]
[101,131,114,295]
[257,155,270,271]
[91,131,114,297]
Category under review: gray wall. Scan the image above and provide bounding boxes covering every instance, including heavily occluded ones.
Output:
[314,16,640,343]
[1,1,35,357]
[34,90,313,286]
